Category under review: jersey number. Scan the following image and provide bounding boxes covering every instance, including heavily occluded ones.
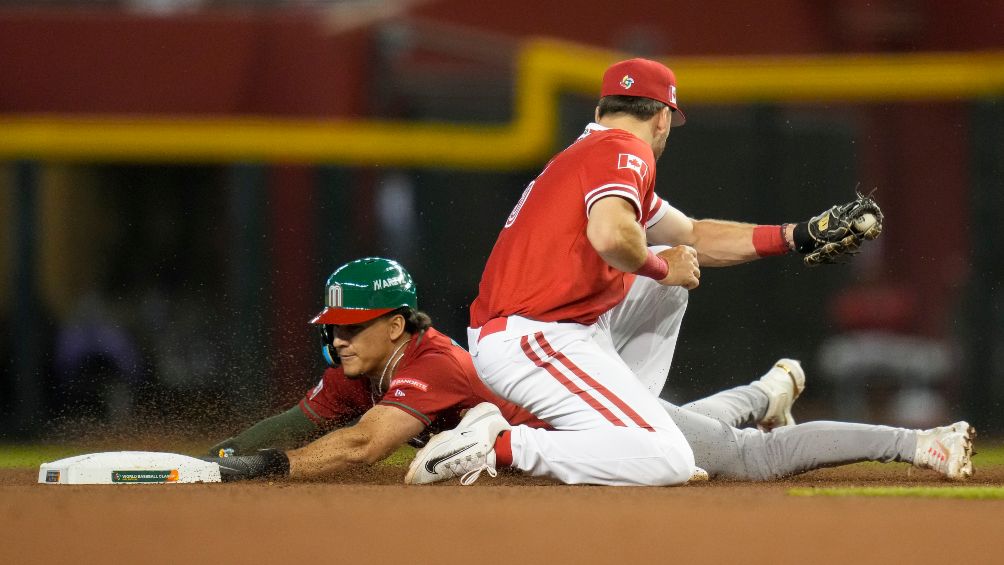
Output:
[504,180,535,228]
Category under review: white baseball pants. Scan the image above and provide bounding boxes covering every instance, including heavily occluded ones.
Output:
[597,270,688,396]
[468,317,695,486]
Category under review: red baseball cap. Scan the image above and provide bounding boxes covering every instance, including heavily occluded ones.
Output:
[601,58,686,126]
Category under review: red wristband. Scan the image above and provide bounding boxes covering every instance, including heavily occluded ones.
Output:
[634,249,669,280]
[752,225,790,257]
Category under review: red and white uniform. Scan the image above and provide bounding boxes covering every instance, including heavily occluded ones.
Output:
[597,262,689,397]
[299,327,542,435]
[472,124,668,327]
[468,124,695,486]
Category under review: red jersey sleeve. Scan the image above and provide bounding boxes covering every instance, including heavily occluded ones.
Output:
[580,135,656,222]
[645,195,669,229]
[298,367,372,428]
[377,351,470,427]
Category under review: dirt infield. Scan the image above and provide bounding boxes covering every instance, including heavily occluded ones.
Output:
[3,465,1003,565]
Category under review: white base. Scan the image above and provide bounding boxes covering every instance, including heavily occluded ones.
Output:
[39,451,222,484]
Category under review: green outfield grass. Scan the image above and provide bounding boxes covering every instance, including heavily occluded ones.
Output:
[383,445,418,467]
[789,486,1004,499]
[0,445,89,469]
[972,445,1004,466]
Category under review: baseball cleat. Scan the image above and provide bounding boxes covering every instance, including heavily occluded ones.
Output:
[405,402,511,486]
[688,467,710,483]
[913,421,975,480]
[752,358,805,431]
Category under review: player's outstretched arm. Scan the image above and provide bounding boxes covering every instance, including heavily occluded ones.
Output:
[207,405,320,457]
[203,406,424,482]
[646,192,883,267]
[646,204,767,267]
[285,405,425,480]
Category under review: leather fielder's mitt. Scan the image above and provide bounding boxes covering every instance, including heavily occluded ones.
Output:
[794,190,883,267]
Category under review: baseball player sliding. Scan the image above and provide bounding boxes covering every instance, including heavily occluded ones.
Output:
[405,58,972,486]
[205,257,540,480]
[205,258,973,485]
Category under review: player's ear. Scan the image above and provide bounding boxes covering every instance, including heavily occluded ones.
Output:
[387,313,407,341]
[594,106,601,122]
[652,106,670,137]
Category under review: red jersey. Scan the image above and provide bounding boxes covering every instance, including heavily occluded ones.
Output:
[298,327,541,433]
[471,124,663,327]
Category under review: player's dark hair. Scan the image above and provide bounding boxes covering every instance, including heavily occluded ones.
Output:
[389,307,432,333]
[597,95,668,121]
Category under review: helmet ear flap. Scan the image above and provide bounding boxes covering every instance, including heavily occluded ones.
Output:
[318,324,340,367]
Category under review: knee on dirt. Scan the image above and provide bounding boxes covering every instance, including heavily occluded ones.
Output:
[646,430,696,486]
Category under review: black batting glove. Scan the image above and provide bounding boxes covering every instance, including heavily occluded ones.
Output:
[202,448,290,482]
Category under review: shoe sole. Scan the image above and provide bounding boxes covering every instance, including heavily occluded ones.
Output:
[953,422,976,480]
[688,467,710,483]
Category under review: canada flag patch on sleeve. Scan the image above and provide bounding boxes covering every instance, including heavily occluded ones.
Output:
[618,153,648,180]
[389,378,430,392]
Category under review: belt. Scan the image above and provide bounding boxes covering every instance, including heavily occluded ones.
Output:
[477,317,508,343]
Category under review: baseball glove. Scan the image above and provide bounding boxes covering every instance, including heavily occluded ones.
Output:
[793,190,883,267]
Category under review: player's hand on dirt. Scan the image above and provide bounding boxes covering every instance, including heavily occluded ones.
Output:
[201,448,290,482]
[656,245,700,289]
[793,189,883,267]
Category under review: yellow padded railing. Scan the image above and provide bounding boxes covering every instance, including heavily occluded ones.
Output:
[1,38,1002,168]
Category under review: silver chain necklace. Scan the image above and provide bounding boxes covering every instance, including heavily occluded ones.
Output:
[371,339,408,404]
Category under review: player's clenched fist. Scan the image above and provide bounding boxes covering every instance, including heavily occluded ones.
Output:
[656,245,700,289]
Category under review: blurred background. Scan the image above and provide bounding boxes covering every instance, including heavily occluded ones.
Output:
[2,0,1003,444]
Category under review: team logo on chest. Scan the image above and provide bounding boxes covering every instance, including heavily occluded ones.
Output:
[326,284,343,307]
[617,153,648,180]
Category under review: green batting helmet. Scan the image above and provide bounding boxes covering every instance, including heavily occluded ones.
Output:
[309,257,417,325]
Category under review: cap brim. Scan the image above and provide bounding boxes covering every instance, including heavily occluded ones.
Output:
[671,107,686,126]
[309,307,395,325]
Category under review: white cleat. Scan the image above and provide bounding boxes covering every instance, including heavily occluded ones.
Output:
[688,467,710,483]
[913,421,975,480]
[405,402,511,485]
[752,358,806,431]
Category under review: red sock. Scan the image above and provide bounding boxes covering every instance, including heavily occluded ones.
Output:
[493,431,513,467]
